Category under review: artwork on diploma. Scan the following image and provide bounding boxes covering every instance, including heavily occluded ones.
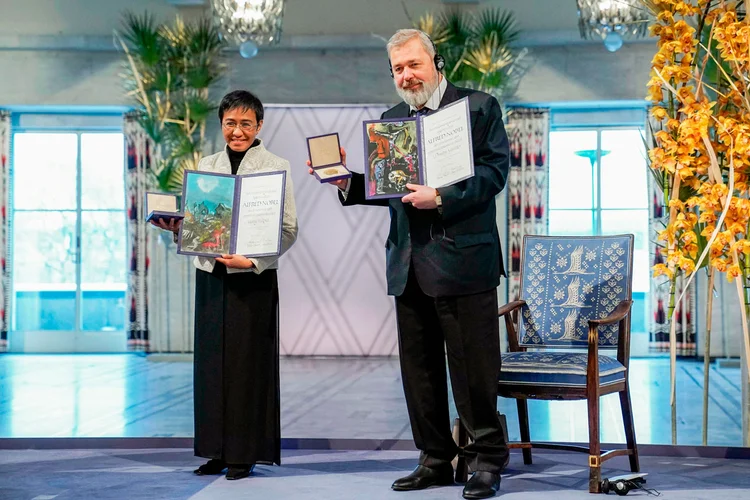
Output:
[177,170,286,258]
[362,97,474,200]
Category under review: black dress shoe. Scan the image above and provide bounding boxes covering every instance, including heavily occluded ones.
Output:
[194,459,226,476]
[462,471,500,499]
[391,464,454,491]
[226,464,255,480]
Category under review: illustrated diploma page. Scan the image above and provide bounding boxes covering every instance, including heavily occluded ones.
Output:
[421,97,474,188]
[234,171,286,257]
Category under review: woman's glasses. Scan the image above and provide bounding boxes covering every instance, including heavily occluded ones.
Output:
[222,121,257,132]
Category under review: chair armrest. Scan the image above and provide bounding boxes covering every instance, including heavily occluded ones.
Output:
[498,300,526,317]
[498,300,526,352]
[587,299,634,377]
[587,300,632,327]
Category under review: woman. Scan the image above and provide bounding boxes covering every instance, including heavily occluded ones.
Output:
[152,90,297,480]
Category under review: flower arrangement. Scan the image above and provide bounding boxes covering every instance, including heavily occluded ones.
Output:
[644,0,750,444]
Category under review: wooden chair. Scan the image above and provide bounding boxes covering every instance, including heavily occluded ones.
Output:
[455,235,639,493]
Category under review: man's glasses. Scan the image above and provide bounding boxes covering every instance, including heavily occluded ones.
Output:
[222,121,257,132]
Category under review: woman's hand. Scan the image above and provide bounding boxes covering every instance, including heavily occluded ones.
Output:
[150,217,182,234]
[215,254,255,269]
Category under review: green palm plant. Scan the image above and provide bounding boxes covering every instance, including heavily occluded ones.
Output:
[115,12,227,193]
[412,7,530,104]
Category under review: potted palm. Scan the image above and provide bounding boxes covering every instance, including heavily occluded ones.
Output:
[409,6,530,106]
[115,12,226,353]
[116,11,226,193]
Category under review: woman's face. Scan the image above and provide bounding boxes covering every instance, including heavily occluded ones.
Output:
[221,107,263,152]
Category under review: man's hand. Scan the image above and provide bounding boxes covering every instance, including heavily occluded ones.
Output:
[401,184,438,209]
[307,147,349,190]
[215,254,255,269]
[150,217,182,234]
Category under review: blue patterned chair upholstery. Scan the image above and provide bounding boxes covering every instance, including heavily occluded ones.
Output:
[456,235,639,493]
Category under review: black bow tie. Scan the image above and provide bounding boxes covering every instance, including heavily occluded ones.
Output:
[411,107,431,117]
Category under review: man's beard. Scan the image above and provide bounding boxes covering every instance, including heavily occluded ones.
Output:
[395,76,439,108]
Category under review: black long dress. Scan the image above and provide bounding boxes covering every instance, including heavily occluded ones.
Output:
[192,143,281,465]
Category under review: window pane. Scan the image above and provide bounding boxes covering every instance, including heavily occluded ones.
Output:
[13,133,77,210]
[81,133,125,210]
[549,210,594,236]
[601,129,648,209]
[80,211,127,331]
[601,209,649,293]
[13,211,77,331]
[81,211,127,284]
[549,131,596,209]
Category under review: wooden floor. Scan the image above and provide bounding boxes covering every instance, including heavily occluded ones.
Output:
[0,354,742,446]
[2,448,749,500]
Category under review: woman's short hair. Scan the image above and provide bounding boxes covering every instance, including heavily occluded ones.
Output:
[218,90,264,122]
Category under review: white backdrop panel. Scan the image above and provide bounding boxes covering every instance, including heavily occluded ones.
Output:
[262,105,396,356]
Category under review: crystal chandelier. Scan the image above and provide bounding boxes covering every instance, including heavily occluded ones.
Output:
[211,0,286,58]
[576,0,650,52]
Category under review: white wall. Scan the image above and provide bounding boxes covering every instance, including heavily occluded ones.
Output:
[515,44,653,104]
[0,0,652,106]
[0,0,580,38]
[0,43,655,107]
[0,0,205,36]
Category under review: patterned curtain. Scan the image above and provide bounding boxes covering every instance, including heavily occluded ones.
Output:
[0,111,10,352]
[125,113,152,351]
[506,108,550,301]
[648,173,697,355]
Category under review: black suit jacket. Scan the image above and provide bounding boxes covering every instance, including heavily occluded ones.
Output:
[341,81,509,297]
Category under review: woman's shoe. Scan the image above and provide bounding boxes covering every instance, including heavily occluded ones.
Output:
[226,464,255,480]
[194,459,226,476]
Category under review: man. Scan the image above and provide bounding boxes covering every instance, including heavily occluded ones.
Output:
[154,90,297,480]
[309,29,509,499]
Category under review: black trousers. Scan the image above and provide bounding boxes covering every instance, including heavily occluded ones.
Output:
[395,269,508,473]
[193,266,281,466]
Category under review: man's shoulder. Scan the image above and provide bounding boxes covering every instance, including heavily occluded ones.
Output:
[382,102,410,119]
[452,85,496,108]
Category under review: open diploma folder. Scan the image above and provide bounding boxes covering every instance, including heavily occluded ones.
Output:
[145,192,185,223]
[306,132,352,183]
[362,97,474,200]
[176,170,286,258]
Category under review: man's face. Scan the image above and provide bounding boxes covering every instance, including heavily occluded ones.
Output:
[389,37,441,108]
[221,107,262,152]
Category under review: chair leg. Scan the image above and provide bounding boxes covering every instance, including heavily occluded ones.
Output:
[587,394,601,494]
[619,387,640,473]
[516,399,532,465]
[453,417,469,483]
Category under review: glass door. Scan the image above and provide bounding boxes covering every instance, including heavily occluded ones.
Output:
[548,127,650,353]
[11,131,127,352]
